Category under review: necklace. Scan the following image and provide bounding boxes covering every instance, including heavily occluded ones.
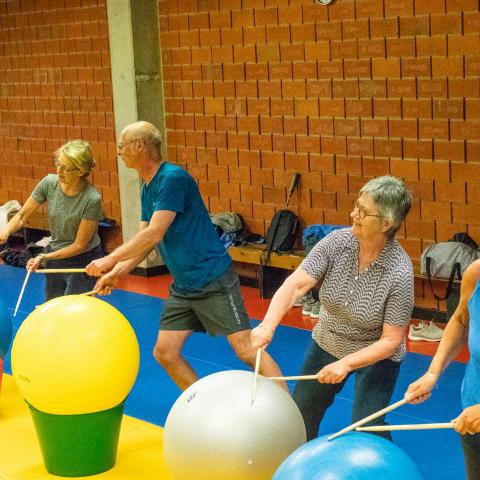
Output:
[358,263,371,274]
[358,256,375,273]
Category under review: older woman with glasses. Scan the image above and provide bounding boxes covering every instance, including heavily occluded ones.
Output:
[252,175,414,441]
[0,140,102,300]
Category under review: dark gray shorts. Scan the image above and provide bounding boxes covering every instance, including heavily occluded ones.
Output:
[160,266,251,336]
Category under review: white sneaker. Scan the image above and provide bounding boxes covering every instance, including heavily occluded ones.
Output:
[310,302,321,319]
[302,302,315,316]
[408,321,444,342]
[295,291,314,308]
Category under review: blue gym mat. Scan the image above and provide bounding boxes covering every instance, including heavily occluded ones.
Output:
[2,264,466,479]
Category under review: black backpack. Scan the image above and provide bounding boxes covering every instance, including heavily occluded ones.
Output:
[262,172,301,265]
[265,210,299,254]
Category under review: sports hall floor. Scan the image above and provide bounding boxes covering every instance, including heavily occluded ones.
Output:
[0,264,469,479]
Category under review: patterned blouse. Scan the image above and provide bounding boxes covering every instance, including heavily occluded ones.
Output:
[300,228,414,363]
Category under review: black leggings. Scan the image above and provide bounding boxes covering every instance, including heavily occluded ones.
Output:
[461,432,480,480]
[43,245,102,301]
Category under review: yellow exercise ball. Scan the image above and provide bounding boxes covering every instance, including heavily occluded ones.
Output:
[12,295,140,415]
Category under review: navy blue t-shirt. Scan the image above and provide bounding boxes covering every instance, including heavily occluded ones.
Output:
[141,162,231,291]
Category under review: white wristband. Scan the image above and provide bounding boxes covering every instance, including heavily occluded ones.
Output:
[258,323,274,333]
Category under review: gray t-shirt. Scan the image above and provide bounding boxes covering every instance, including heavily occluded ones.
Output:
[300,228,414,362]
[31,174,102,252]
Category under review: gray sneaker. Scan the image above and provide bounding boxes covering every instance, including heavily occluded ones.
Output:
[302,302,314,315]
[302,298,316,315]
[408,321,444,342]
[299,291,315,312]
[310,301,321,319]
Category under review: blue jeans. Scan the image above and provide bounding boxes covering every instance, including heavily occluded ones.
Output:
[461,432,480,480]
[293,341,401,441]
[43,245,102,301]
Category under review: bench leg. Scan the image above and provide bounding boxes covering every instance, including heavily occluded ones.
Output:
[259,265,290,299]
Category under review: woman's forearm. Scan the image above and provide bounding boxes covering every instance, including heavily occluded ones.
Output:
[427,319,468,376]
[342,336,402,371]
[3,211,27,236]
[41,242,89,261]
[1,197,41,239]
[262,273,314,330]
[262,287,296,330]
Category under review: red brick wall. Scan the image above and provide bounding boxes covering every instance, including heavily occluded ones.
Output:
[1,1,479,312]
[0,0,121,251]
[159,0,480,311]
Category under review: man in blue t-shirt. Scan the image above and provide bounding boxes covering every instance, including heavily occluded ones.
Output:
[86,121,284,390]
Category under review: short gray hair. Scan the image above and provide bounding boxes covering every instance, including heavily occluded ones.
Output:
[125,121,162,154]
[360,176,412,239]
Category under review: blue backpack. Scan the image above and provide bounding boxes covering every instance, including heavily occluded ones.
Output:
[303,224,345,253]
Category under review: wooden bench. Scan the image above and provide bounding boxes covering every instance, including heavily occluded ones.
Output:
[228,244,304,270]
[9,209,117,254]
[228,245,457,323]
[228,244,305,298]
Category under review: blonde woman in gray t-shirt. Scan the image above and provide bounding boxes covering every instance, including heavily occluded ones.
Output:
[252,176,414,441]
[0,140,102,300]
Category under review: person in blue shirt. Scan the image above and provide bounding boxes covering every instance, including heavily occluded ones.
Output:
[406,259,480,479]
[86,121,284,391]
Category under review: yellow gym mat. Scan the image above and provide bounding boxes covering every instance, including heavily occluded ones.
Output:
[0,375,172,479]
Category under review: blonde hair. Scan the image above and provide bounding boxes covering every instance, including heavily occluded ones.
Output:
[55,140,96,177]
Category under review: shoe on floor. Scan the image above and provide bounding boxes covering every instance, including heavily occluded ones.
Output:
[302,300,316,316]
[295,291,314,308]
[302,302,314,315]
[408,321,444,342]
[310,301,321,319]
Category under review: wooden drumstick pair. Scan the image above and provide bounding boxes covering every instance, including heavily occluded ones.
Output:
[266,374,455,438]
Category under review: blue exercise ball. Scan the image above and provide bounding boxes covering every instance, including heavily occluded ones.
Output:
[0,298,12,358]
[273,433,423,480]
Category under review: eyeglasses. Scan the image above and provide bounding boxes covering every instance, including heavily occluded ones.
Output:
[352,201,381,220]
[55,160,78,173]
[117,138,142,150]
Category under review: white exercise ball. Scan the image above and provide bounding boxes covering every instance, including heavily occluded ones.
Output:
[163,370,306,480]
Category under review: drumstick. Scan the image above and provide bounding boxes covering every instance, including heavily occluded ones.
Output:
[251,348,262,404]
[14,269,32,317]
[267,375,317,381]
[356,422,454,432]
[35,268,87,274]
[285,172,300,208]
[327,398,408,441]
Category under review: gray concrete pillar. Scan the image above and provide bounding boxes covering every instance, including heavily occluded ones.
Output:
[106,0,166,273]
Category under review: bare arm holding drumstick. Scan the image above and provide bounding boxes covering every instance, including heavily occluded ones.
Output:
[89,219,171,295]
[251,268,318,349]
[405,260,480,440]
[405,262,477,405]
[86,212,175,278]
